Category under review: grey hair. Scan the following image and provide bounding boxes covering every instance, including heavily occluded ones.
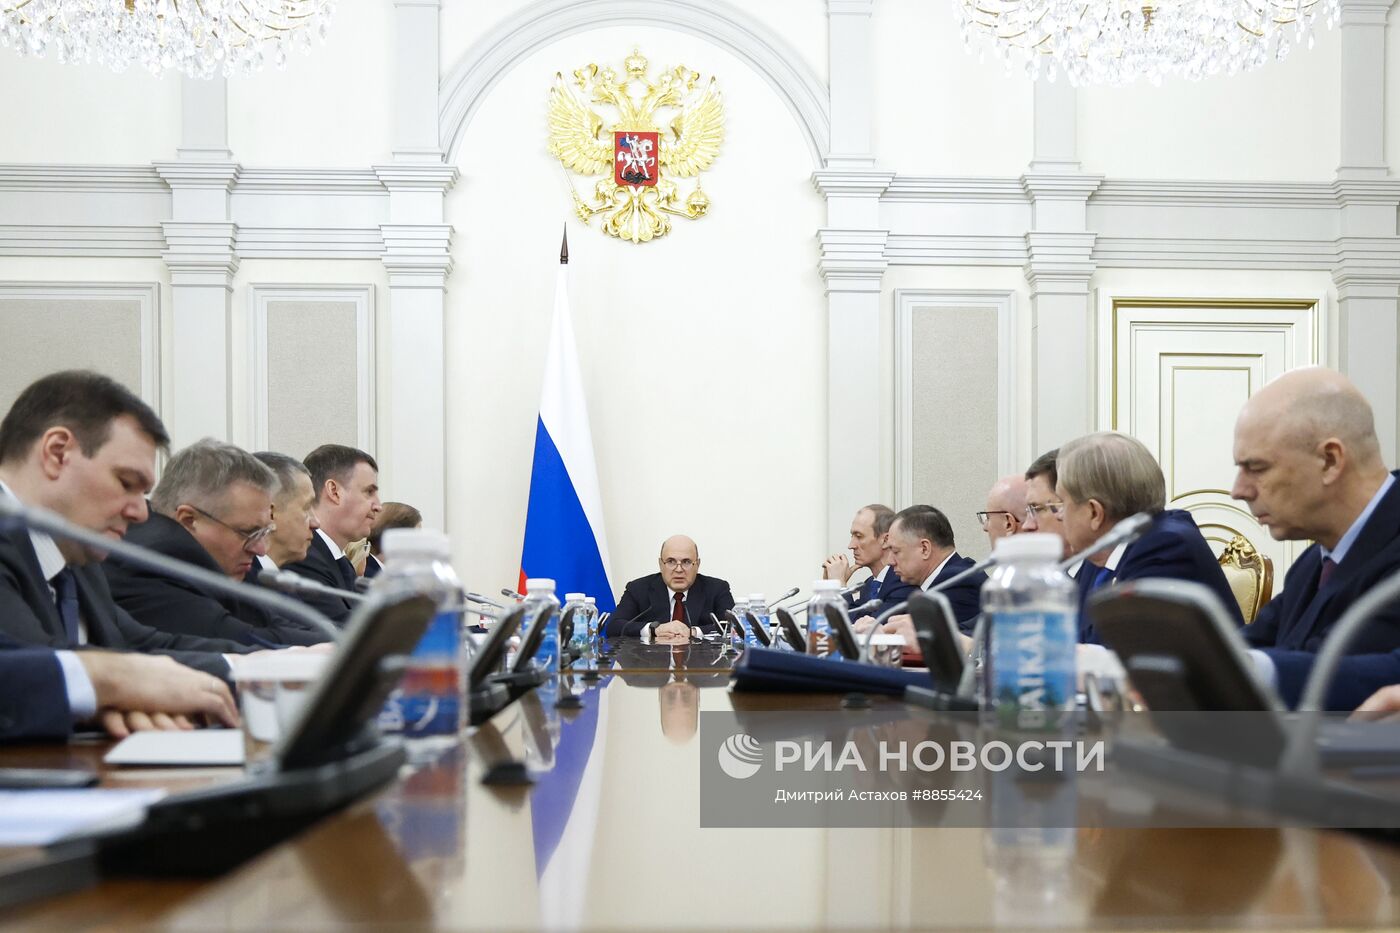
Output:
[253,451,310,501]
[1057,432,1166,522]
[151,438,277,516]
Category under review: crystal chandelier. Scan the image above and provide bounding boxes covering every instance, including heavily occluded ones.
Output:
[955,0,1340,86]
[0,0,335,79]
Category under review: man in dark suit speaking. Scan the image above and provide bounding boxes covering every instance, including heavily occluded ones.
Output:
[606,535,734,638]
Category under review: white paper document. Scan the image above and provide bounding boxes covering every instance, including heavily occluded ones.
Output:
[104,729,245,767]
[0,789,167,846]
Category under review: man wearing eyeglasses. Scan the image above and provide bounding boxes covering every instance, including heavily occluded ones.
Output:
[0,371,264,680]
[606,534,735,639]
[978,475,1028,548]
[103,440,330,646]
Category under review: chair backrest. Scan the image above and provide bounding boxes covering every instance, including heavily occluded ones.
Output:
[1217,534,1274,624]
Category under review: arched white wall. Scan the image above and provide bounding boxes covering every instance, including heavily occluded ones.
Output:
[443,24,827,601]
[439,0,831,169]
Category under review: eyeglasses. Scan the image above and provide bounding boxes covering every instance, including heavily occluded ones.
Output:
[190,505,276,550]
[975,510,1020,528]
[661,558,696,571]
[1024,502,1065,519]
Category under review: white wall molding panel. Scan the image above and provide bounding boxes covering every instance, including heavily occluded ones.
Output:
[1022,172,1102,452]
[154,158,240,449]
[437,0,831,167]
[378,0,456,529]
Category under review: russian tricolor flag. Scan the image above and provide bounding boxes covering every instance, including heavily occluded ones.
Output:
[518,230,616,611]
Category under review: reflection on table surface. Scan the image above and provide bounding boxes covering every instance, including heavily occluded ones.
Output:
[5,646,1400,930]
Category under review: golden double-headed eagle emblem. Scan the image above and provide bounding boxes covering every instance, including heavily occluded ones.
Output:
[547,48,724,244]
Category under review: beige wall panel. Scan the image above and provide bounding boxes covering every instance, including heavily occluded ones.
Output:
[0,293,149,415]
[264,300,359,459]
[908,305,999,560]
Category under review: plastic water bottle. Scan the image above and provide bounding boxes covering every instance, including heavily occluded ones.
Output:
[376,529,465,738]
[520,578,562,672]
[563,592,589,658]
[807,579,843,659]
[583,597,599,642]
[982,533,1077,731]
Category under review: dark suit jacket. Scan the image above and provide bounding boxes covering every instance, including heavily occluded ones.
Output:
[1245,472,1400,654]
[280,532,357,625]
[0,526,249,678]
[0,640,70,740]
[606,573,735,637]
[848,566,918,621]
[1078,509,1244,643]
[102,512,329,647]
[920,553,987,635]
[1266,647,1400,711]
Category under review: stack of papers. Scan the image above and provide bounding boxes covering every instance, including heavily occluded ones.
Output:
[0,789,166,846]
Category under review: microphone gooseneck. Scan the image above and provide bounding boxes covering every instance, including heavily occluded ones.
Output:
[259,569,367,606]
[1057,512,1153,573]
[0,496,341,643]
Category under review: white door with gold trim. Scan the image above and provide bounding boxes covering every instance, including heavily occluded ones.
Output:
[1101,297,1324,577]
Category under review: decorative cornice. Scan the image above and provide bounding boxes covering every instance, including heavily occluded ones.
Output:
[381,224,454,287]
[883,177,1027,202]
[811,170,895,198]
[1331,178,1400,208]
[1093,178,1339,208]
[817,228,889,292]
[236,227,385,259]
[237,168,386,194]
[1337,0,1394,27]
[0,225,165,257]
[161,221,239,285]
[1021,173,1104,200]
[0,164,165,192]
[1093,237,1336,270]
[885,234,1027,265]
[1024,231,1096,296]
[372,164,460,191]
[153,162,241,189]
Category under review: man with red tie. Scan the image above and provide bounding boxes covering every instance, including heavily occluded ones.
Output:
[605,534,735,639]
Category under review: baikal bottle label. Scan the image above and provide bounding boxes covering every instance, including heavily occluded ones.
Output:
[989,610,1076,731]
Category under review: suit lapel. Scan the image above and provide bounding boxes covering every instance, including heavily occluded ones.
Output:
[5,529,65,642]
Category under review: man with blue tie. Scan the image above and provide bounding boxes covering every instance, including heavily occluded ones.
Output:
[862,505,987,648]
[821,504,915,619]
[1057,431,1242,642]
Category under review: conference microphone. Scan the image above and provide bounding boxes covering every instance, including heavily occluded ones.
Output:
[500,588,525,602]
[466,592,506,610]
[0,496,341,643]
[1057,512,1154,573]
[257,569,368,606]
[766,587,800,610]
[793,582,864,615]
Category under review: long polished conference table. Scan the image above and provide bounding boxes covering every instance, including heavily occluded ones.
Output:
[4,638,1400,930]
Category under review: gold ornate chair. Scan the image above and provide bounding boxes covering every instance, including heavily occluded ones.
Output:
[1217,535,1274,624]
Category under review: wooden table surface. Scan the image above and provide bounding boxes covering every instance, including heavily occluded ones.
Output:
[3,640,1400,930]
